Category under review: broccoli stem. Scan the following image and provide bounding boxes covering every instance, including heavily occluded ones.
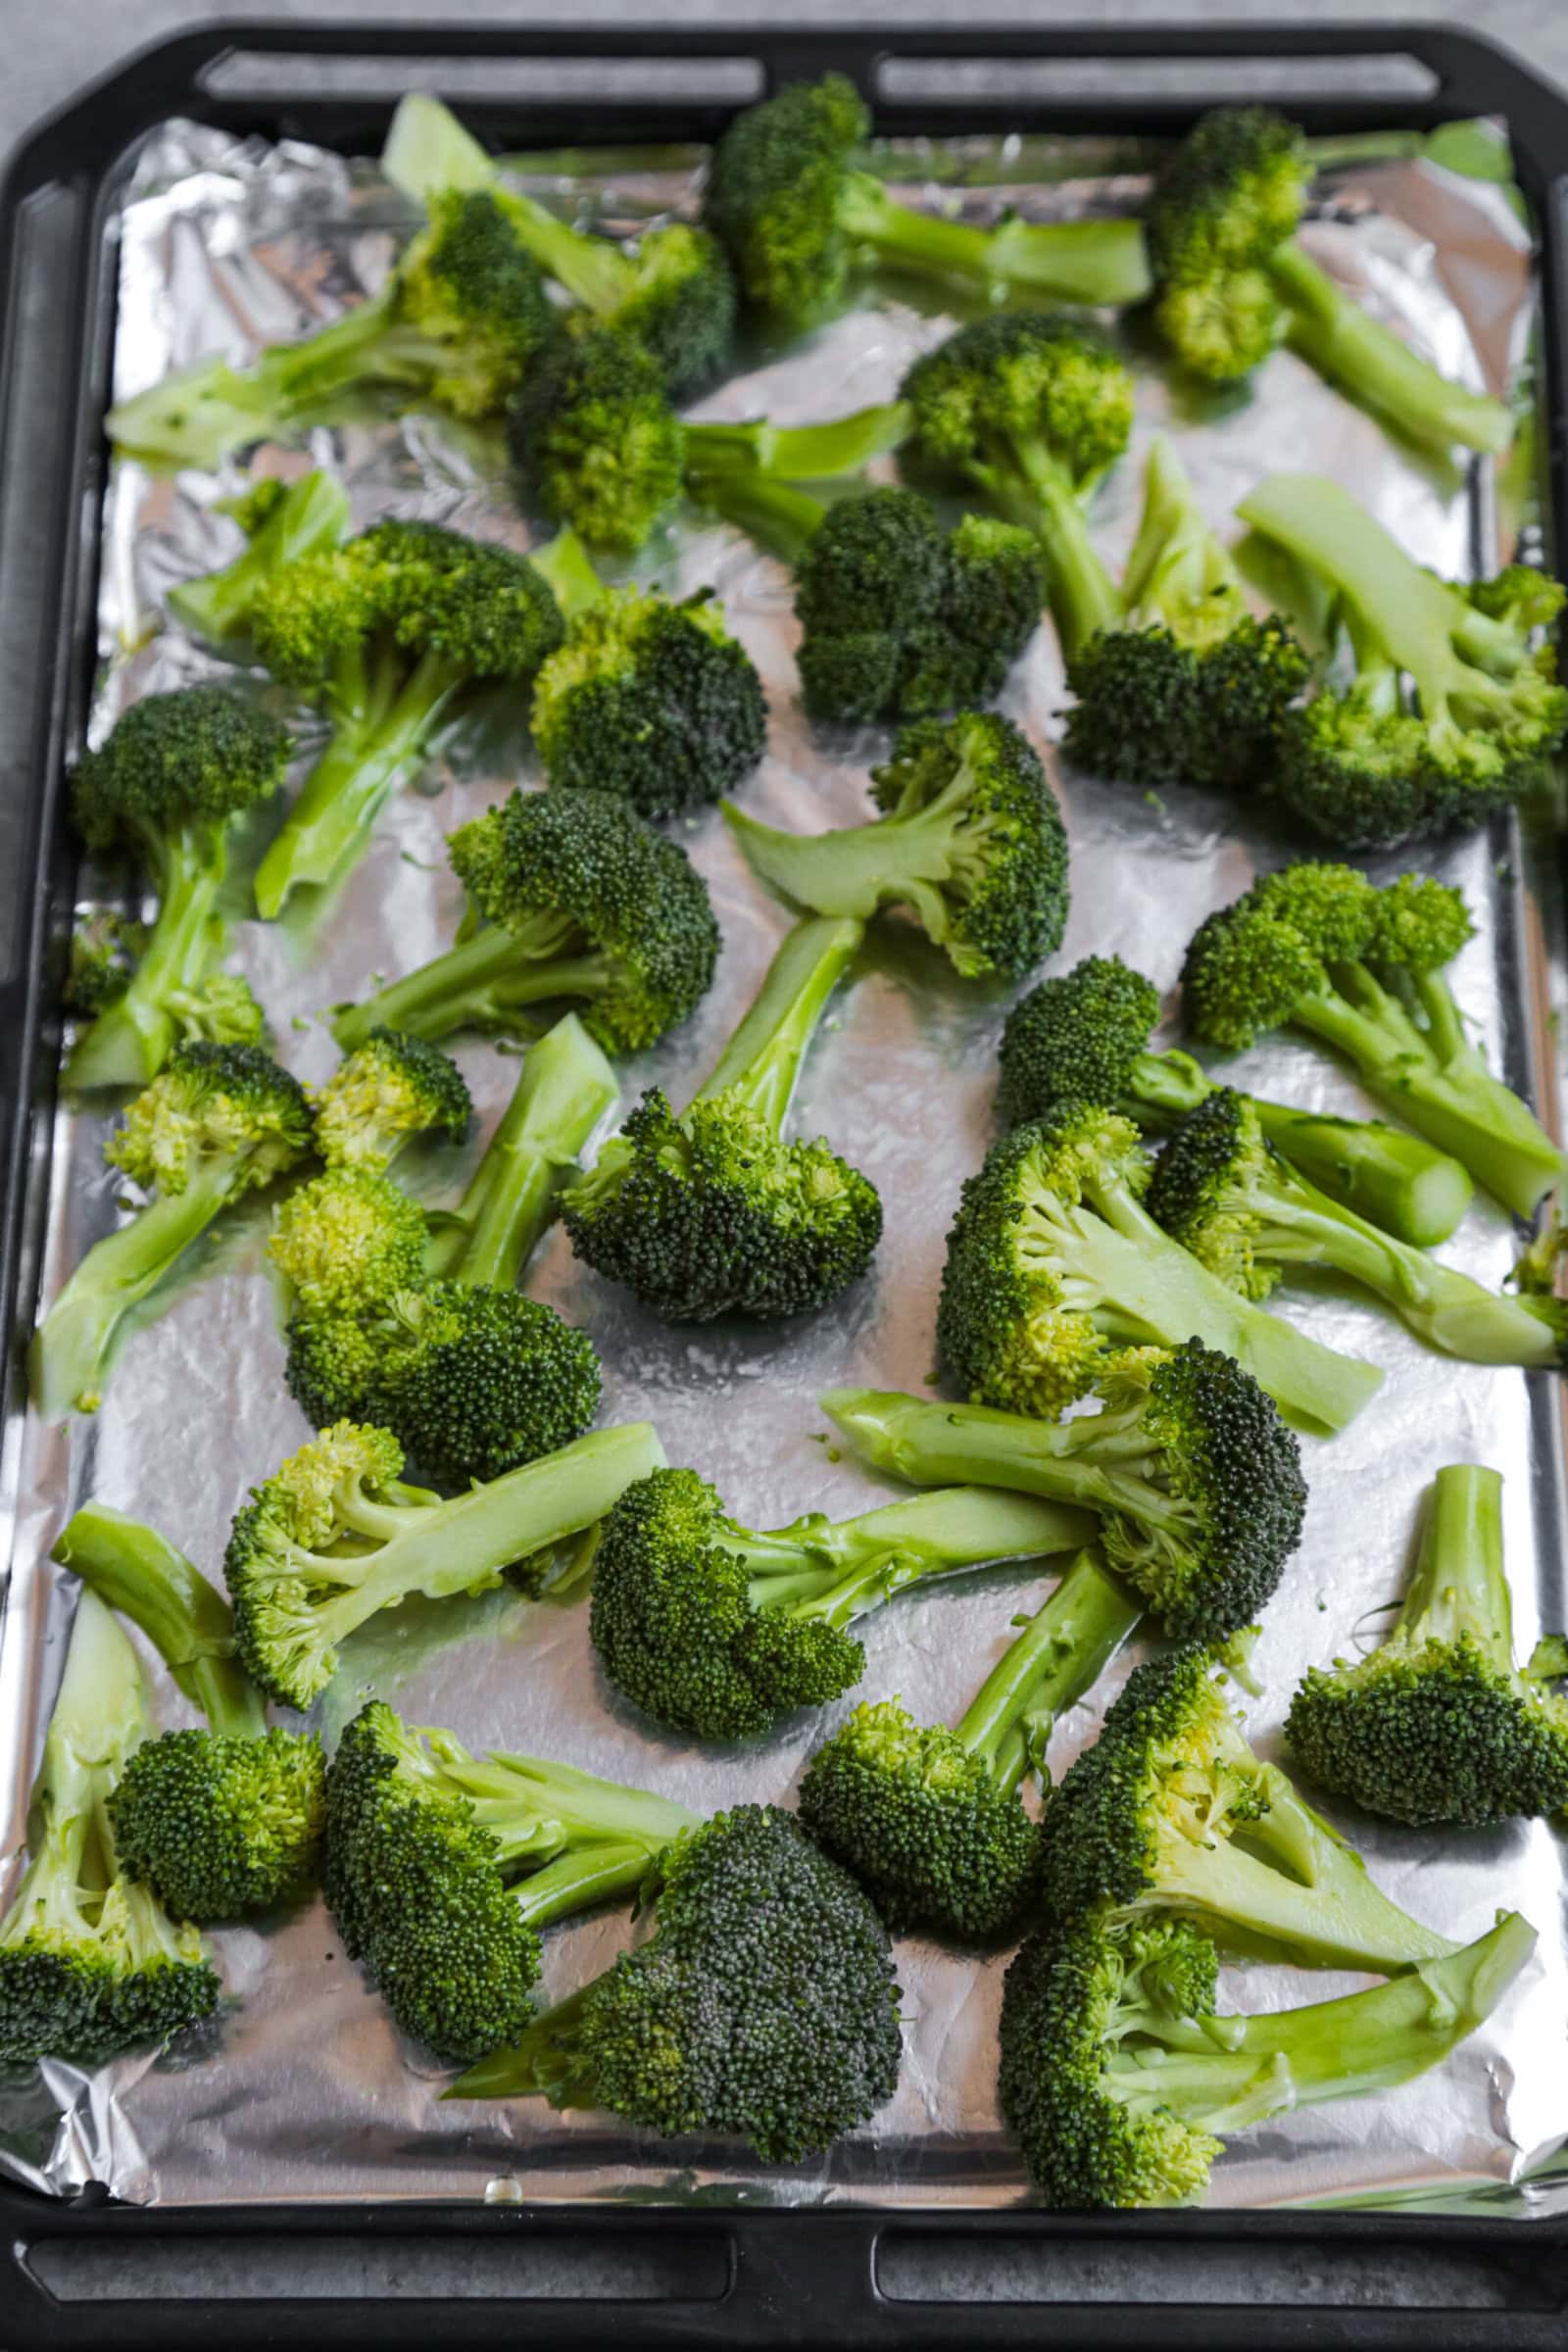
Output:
[835,173,1152,306]
[51,1499,266,1740]
[691,470,826,565]
[684,403,912,484]
[1266,241,1514,460]
[722,759,1000,931]
[955,1550,1142,1796]
[500,191,637,314]
[995,440,1121,662]
[418,1740,696,1872]
[1396,1463,1512,1665]
[29,1156,247,1421]
[105,355,304,475]
[445,1979,596,2101]
[168,472,352,644]
[527,526,604,623]
[333,918,609,1050]
[696,914,863,1129]
[66,836,225,1091]
[1250,1104,1473,1250]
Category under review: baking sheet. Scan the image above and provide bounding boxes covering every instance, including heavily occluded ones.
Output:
[1,112,1565,2215]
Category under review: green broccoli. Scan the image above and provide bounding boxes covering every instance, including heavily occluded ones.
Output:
[822,1341,1305,1643]
[1235,473,1566,845]
[29,1043,313,1421]
[997,954,1474,1248]
[0,1593,219,2064]
[65,687,289,1090]
[53,1500,325,1923]
[724,710,1068,982]
[223,1418,662,1712]
[1150,1089,1567,1368]
[448,1803,904,2165]
[323,1698,697,2062]
[1146,106,1514,456]
[1286,1463,1568,1827]
[309,1027,470,1172]
[999,1907,1535,2208]
[166,471,353,644]
[1181,864,1566,1220]
[64,909,149,1019]
[936,1107,1383,1434]
[562,914,881,1322]
[702,73,1151,327]
[330,789,719,1054]
[270,1166,432,1322]
[1062,437,1307,793]
[589,1464,1096,1740]
[800,1548,1141,1938]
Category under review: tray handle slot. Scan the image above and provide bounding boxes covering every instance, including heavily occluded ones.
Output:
[875,53,1442,106]
[196,50,765,107]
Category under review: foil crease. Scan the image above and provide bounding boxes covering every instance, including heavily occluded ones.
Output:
[1,115,1564,2216]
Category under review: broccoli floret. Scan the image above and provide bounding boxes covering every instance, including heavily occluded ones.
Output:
[167,469,353,644]
[1063,437,1307,792]
[1038,1642,1461,1972]
[30,1043,312,1421]
[324,1698,696,2062]
[997,954,1473,1248]
[448,1803,904,2164]
[1146,106,1514,456]
[332,790,719,1055]
[901,315,1133,664]
[1181,864,1567,1219]
[822,1342,1305,1644]
[702,73,1151,327]
[800,1548,1140,1938]
[725,711,1067,982]
[1287,1463,1568,1826]
[530,586,766,816]
[935,1107,1382,1433]
[590,1464,1095,1741]
[0,1593,219,2064]
[270,1166,431,1320]
[64,909,149,1019]
[310,1027,470,1173]
[65,688,289,1090]
[999,1907,1536,2208]
[562,914,881,1321]
[244,519,568,915]
[1237,474,1566,844]
[1150,1088,1567,1367]
[223,1418,662,1711]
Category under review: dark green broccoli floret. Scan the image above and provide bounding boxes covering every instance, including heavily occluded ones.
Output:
[448,1803,904,2164]
[702,73,1151,328]
[935,1106,1382,1433]
[530,586,766,816]
[725,710,1067,981]
[800,1548,1140,1938]
[1180,864,1566,1219]
[66,687,289,1090]
[324,1698,696,2062]
[310,1027,470,1172]
[510,326,688,557]
[223,1418,662,1711]
[999,1907,1536,2208]
[996,954,1473,1248]
[1237,474,1566,845]
[823,1341,1305,1644]
[590,1464,1094,1740]
[1287,1463,1568,1827]
[107,1729,325,1925]
[1150,1088,1567,1367]
[270,1167,432,1320]
[1063,437,1306,792]
[1146,106,1514,456]
[64,909,149,1019]
[331,790,719,1055]
[30,1043,313,1421]
[562,915,880,1322]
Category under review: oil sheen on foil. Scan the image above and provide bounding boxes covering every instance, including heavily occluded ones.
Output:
[0,114,1564,2215]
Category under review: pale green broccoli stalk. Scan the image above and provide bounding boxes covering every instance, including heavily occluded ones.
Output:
[166,472,352,644]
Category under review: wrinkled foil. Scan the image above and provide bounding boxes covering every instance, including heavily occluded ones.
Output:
[1,115,1565,2217]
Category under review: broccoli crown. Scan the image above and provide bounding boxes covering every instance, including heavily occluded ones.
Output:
[71,685,290,858]
[902,314,1134,490]
[589,220,736,397]
[589,1467,865,1738]
[448,787,720,1051]
[106,1041,312,1197]
[798,1698,1043,1939]
[270,1167,431,1319]
[397,187,559,418]
[923,514,1047,708]
[568,1803,903,2162]
[311,1027,471,1170]
[702,73,869,325]
[65,910,148,1017]
[106,1727,326,1924]
[530,585,766,816]
[562,1084,882,1323]
[1146,1088,1282,1300]
[1277,691,1435,850]
[376,1282,603,1486]
[998,956,1162,1130]
[283,1310,385,1431]
[1065,612,1306,792]
[1147,106,1308,286]
[168,971,270,1051]
[508,325,685,555]
[1153,269,1282,387]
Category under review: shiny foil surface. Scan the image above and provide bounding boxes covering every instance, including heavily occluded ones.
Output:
[1,115,1565,2215]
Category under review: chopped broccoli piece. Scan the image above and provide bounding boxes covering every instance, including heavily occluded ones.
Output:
[167,470,352,644]
[64,909,148,1020]
[165,970,270,1051]
[725,710,1068,981]
[270,1166,432,1321]
[562,914,880,1322]
[1287,1463,1568,1826]
[448,1803,904,2164]
[310,1027,470,1172]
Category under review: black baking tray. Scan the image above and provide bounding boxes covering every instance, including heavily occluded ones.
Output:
[2,20,1568,2347]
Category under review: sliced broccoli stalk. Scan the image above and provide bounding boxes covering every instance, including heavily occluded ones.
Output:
[166,472,353,644]
[837,174,1152,305]
[683,400,913,484]
[1287,1464,1568,1826]
[693,469,829,564]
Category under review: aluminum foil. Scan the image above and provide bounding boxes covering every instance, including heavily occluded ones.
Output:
[1,114,1565,2216]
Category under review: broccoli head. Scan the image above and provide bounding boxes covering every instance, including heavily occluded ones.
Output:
[310,1027,470,1172]
[270,1166,431,1321]
[107,1728,325,1924]
[509,325,687,556]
